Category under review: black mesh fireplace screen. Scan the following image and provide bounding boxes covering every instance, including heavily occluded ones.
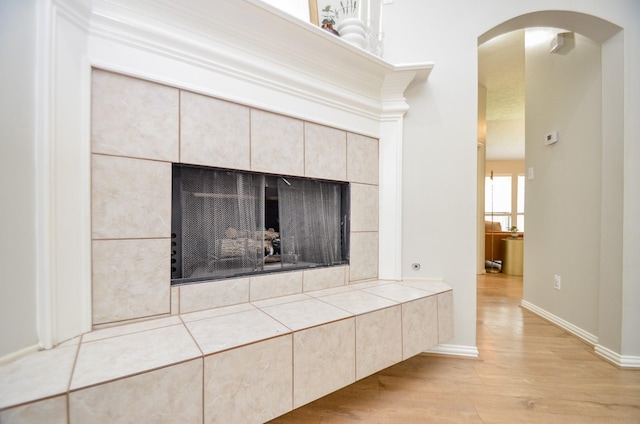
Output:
[171,164,349,285]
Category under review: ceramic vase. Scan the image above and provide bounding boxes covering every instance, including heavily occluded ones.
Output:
[335,17,366,49]
[321,23,339,36]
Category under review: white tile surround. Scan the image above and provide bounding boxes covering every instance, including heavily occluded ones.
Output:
[0,279,453,423]
[90,68,380,326]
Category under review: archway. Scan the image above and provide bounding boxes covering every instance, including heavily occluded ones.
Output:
[477,11,624,362]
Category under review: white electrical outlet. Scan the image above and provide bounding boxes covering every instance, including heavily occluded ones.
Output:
[554,275,561,290]
[545,131,559,145]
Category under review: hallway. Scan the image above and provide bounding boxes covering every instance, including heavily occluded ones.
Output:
[270,273,640,423]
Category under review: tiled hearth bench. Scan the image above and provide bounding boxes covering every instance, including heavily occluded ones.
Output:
[0,279,453,423]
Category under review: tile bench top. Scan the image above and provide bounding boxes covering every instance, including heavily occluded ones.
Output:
[0,279,452,411]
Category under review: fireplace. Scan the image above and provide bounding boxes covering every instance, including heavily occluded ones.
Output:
[91,68,378,326]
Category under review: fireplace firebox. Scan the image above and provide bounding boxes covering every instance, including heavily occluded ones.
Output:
[171,164,350,284]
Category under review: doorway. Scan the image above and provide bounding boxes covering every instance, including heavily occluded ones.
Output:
[476,11,624,355]
[477,29,526,276]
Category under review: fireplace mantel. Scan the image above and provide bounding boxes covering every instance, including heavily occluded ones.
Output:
[90,0,432,122]
[35,0,433,350]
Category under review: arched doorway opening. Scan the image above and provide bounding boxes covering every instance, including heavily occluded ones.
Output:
[477,11,624,361]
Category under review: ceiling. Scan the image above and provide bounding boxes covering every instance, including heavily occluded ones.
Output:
[478,30,525,161]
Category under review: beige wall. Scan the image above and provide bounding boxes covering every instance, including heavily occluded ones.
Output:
[485,160,524,175]
[0,0,38,357]
[486,119,526,160]
[523,31,602,336]
[386,2,640,359]
[597,30,625,356]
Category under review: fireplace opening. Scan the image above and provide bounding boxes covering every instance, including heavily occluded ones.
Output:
[171,164,350,285]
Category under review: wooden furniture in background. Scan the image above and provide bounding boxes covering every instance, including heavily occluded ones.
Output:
[501,237,524,276]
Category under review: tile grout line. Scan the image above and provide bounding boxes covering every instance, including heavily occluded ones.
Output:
[176,310,209,424]
[66,335,83,422]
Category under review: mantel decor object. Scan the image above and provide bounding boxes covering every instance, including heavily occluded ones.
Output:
[336,16,366,48]
[334,0,366,48]
[320,5,340,36]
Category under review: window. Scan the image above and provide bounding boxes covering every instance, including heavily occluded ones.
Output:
[171,165,350,284]
[485,173,525,231]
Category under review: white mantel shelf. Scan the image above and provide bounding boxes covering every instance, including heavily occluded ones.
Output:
[88,0,433,122]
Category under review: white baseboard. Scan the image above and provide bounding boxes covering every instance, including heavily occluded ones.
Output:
[425,344,480,358]
[520,299,598,346]
[0,344,41,366]
[521,300,640,369]
[594,344,640,369]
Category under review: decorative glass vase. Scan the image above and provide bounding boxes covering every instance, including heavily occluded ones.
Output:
[335,17,366,49]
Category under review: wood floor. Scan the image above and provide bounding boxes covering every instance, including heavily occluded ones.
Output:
[269,273,640,423]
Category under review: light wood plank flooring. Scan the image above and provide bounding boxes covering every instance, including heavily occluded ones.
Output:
[269,273,640,423]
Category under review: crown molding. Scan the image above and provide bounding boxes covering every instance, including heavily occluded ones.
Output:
[87,0,433,117]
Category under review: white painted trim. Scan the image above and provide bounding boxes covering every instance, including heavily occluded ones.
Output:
[520,299,598,346]
[594,345,640,369]
[33,0,94,348]
[35,0,55,350]
[87,0,432,128]
[378,115,405,281]
[510,301,640,369]
[0,344,41,366]
[80,55,93,333]
[425,344,480,358]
